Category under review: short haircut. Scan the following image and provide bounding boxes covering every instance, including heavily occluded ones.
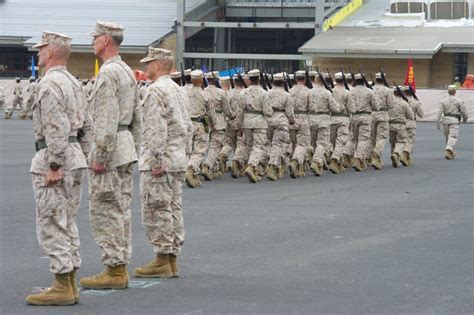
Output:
[110,34,124,46]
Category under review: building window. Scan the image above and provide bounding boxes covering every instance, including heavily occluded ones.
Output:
[454,53,467,83]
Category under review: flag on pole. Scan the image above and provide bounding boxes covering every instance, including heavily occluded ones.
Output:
[31,56,36,78]
[94,58,100,77]
[404,58,416,92]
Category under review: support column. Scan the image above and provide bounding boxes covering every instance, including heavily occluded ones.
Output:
[176,0,185,68]
[315,0,325,36]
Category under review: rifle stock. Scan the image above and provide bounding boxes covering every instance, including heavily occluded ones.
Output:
[340,66,350,90]
[393,81,409,102]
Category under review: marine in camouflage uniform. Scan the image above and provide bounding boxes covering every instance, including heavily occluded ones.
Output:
[328,72,353,174]
[19,77,37,119]
[201,72,234,180]
[436,85,468,160]
[288,71,311,178]
[25,31,88,306]
[4,77,22,119]
[347,74,378,172]
[242,69,272,183]
[264,73,295,181]
[134,48,191,279]
[80,21,142,290]
[368,73,391,170]
[387,86,414,168]
[403,86,424,165]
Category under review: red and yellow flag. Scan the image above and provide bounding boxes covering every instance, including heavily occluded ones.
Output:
[404,58,416,92]
[94,58,100,77]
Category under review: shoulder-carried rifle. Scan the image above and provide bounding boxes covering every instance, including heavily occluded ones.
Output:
[393,81,409,102]
[340,66,349,90]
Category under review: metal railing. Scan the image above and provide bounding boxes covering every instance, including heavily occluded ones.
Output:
[225,0,345,7]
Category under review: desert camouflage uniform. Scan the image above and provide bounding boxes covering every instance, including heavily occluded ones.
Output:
[89,55,142,267]
[330,85,353,163]
[369,84,391,158]
[30,65,88,274]
[436,95,468,153]
[139,75,191,255]
[388,94,414,156]
[405,95,423,154]
[288,84,311,165]
[20,81,37,119]
[220,86,245,161]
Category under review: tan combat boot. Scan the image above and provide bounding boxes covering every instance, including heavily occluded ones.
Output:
[169,254,179,277]
[244,165,259,183]
[266,164,278,181]
[19,113,27,120]
[400,151,410,166]
[289,160,298,179]
[328,159,340,174]
[185,168,198,188]
[70,269,79,304]
[278,160,286,179]
[231,160,240,178]
[342,154,351,169]
[337,160,346,173]
[352,158,363,172]
[371,154,382,170]
[218,154,228,174]
[360,159,368,170]
[391,152,400,168]
[80,265,129,289]
[26,272,75,306]
[200,164,213,181]
[133,254,173,278]
[445,149,453,160]
[310,161,323,176]
[299,162,307,177]
[406,152,413,166]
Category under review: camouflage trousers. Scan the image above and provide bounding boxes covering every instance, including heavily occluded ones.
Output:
[405,122,417,154]
[232,130,251,164]
[32,169,85,274]
[220,129,239,158]
[443,123,459,151]
[204,130,225,169]
[89,163,133,267]
[351,116,373,160]
[389,123,407,156]
[187,122,209,173]
[330,122,350,162]
[343,123,354,157]
[140,171,185,255]
[289,126,310,164]
[310,124,330,164]
[267,126,290,166]
[246,128,268,167]
[369,119,389,157]
[4,96,21,115]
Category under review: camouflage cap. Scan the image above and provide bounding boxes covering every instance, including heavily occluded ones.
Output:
[289,74,294,80]
[184,69,192,76]
[140,47,174,63]
[33,31,72,49]
[191,69,203,78]
[375,72,383,79]
[295,70,306,78]
[205,71,219,79]
[248,69,260,78]
[448,85,457,91]
[308,71,317,77]
[334,72,343,80]
[345,73,352,80]
[170,71,181,79]
[220,76,230,82]
[89,20,124,37]
[273,73,284,81]
[354,73,363,80]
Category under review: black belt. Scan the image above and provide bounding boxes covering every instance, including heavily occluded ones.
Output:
[294,110,308,114]
[377,108,388,112]
[215,110,223,114]
[354,111,371,115]
[245,110,263,115]
[309,111,330,115]
[272,108,286,113]
[445,113,461,120]
[35,136,78,152]
[331,113,349,117]
[117,124,130,132]
[389,120,406,125]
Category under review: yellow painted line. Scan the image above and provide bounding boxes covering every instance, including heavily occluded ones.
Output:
[323,0,363,31]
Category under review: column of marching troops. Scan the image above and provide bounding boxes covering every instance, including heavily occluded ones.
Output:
[0,21,467,307]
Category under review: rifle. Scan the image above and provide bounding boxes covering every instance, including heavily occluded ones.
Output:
[348,66,356,84]
[286,71,293,89]
[358,69,373,90]
[370,73,375,87]
[211,71,222,89]
[228,69,235,89]
[316,66,333,93]
[340,66,350,90]
[282,72,289,92]
[304,61,313,89]
[258,65,268,91]
[261,66,273,89]
[201,65,208,89]
[378,65,390,87]
[393,81,409,102]
[408,84,419,101]
[326,68,335,88]
[234,67,247,88]
[180,62,186,87]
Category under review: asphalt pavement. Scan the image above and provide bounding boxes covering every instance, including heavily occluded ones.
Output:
[1,114,473,315]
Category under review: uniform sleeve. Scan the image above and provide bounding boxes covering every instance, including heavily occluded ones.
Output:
[142,87,169,168]
[328,92,340,113]
[262,92,273,117]
[130,89,143,155]
[38,83,70,166]
[369,91,379,111]
[347,93,356,114]
[404,102,414,120]
[285,94,295,124]
[78,90,94,158]
[459,100,468,122]
[221,90,235,120]
[92,71,120,164]
[436,102,444,123]
[204,91,217,127]
[416,100,424,119]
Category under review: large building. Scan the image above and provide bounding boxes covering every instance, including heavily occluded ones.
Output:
[1,0,473,88]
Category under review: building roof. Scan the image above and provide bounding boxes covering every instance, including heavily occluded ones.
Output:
[299,26,474,58]
[0,0,204,51]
